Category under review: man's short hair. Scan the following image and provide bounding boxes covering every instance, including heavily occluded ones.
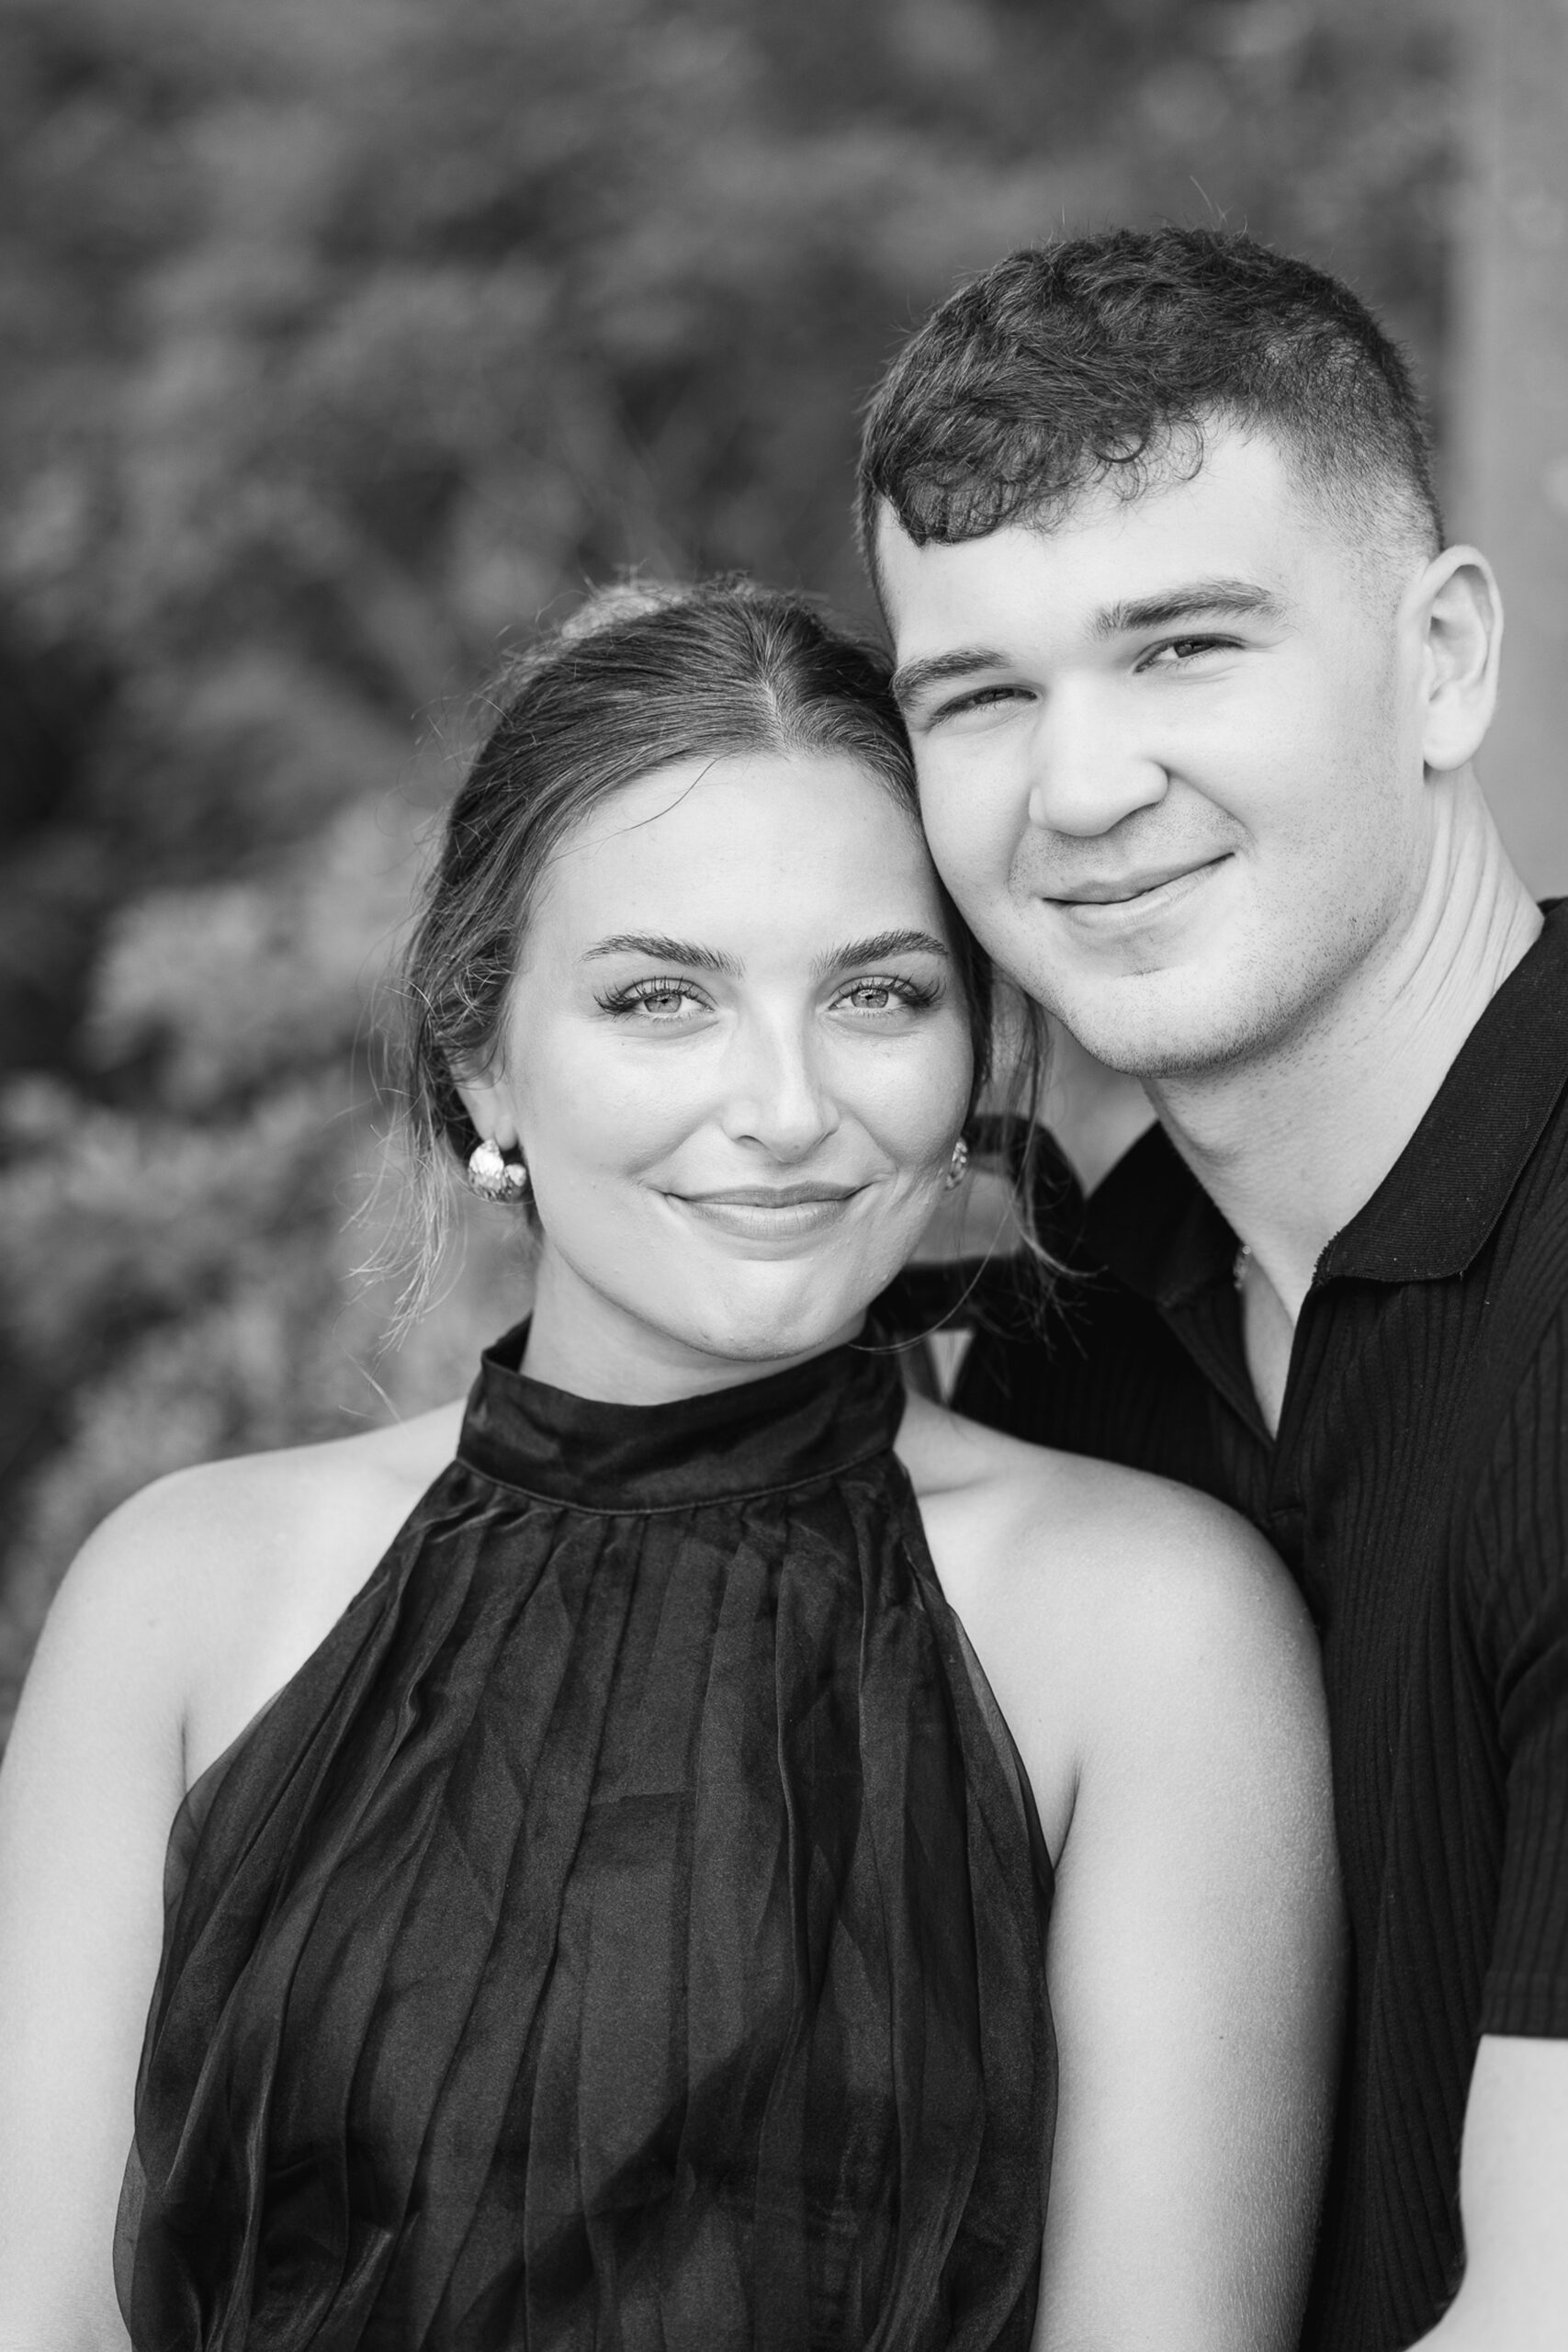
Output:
[858,227,1442,587]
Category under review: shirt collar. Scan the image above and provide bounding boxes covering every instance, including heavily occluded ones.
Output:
[1082,899,1568,1301]
[1080,1122,1234,1307]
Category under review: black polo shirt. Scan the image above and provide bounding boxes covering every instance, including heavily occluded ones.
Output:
[950,901,1568,2352]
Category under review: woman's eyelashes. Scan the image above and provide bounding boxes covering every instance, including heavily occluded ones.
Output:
[593,973,943,1024]
[596,977,711,1022]
[830,974,942,1018]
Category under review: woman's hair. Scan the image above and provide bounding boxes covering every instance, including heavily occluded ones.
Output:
[389,574,1043,1316]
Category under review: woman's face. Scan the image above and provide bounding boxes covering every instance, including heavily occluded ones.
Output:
[460,748,974,1399]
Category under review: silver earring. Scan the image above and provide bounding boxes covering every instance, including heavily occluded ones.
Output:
[467,1137,530,1203]
[944,1136,970,1190]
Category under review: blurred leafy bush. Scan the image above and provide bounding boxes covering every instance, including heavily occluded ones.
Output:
[0,0,1454,1732]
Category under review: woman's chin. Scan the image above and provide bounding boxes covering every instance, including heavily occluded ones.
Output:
[655,1267,878,1372]
[671,1302,866,1371]
[539,1220,920,1380]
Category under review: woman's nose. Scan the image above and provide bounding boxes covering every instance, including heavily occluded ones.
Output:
[1024,684,1168,838]
[717,1013,840,1159]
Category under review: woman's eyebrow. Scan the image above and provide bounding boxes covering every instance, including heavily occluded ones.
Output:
[581,933,741,975]
[816,930,951,977]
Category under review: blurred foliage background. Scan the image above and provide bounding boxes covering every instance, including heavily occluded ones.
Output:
[0,0,1455,1732]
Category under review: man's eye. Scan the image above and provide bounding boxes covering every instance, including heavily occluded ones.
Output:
[931,684,1028,721]
[1140,636,1235,669]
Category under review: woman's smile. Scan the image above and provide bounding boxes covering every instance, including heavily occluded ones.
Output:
[668,1178,865,1241]
[463,742,975,1396]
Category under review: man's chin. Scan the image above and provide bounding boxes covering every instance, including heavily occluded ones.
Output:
[1036,974,1280,1084]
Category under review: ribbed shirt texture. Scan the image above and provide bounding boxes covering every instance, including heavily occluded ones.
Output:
[946,902,1568,2352]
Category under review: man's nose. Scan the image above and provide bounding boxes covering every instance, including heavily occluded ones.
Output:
[1024,683,1168,837]
[718,1012,840,1159]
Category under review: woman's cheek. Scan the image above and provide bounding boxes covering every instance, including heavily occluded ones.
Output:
[851,1035,972,1170]
[525,1034,702,1179]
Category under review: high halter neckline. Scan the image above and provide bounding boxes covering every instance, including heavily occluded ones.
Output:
[456,1323,908,1512]
[122,1313,1052,2346]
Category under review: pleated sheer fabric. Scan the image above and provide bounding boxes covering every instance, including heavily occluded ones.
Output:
[117,1328,1055,2350]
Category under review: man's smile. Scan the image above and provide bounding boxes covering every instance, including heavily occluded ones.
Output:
[1042,853,1234,926]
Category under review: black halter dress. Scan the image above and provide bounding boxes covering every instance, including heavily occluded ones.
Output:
[118,1328,1055,2350]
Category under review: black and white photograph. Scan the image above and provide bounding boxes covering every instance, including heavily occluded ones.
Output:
[0,2,1564,2346]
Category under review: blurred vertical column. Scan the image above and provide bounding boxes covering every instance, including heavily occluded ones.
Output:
[1451,0,1568,889]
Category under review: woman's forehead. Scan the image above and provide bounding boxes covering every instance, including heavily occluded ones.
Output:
[537,749,939,935]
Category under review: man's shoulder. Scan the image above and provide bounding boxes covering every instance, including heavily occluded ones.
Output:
[1473,1069,1568,1385]
[1507,1044,1568,1223]
[953,1271,1220,1481]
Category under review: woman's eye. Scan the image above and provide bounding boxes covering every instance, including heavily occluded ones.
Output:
[600,978,709,1022]
[832,975,938,1016]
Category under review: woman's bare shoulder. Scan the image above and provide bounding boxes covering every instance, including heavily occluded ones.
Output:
[899,1396,1318,1832]
[68,1400,465,1592]
[36,1401,468,1783]
[901,1391,1282,1601]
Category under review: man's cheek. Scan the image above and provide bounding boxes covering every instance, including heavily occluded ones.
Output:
[919,775,1007,892]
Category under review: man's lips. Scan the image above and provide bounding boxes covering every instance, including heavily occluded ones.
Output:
[1045,853,1231,907]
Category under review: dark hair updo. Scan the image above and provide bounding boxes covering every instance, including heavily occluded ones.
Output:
[393,576,1008,1295]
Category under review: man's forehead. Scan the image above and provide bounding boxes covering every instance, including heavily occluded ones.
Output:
[876,415,1293,545]
[874,435,1309,647]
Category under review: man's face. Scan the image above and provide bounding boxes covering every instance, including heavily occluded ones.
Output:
[877,428,1433,1079]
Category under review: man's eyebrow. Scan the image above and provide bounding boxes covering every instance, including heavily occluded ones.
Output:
[889,649,1012,708]
[1093,579,1284,637]
[815,929,951,978]
[581,933,741,975]
[888,582,1280,705]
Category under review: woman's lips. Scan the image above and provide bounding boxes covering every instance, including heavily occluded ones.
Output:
[673,1185,862,1239]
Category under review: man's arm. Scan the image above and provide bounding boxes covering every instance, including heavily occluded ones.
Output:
[1410,2037,1568,2350]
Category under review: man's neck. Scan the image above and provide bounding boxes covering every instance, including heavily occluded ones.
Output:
[1147,779,1542,1329]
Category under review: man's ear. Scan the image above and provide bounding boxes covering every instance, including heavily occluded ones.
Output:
[1414,547,1503,777]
